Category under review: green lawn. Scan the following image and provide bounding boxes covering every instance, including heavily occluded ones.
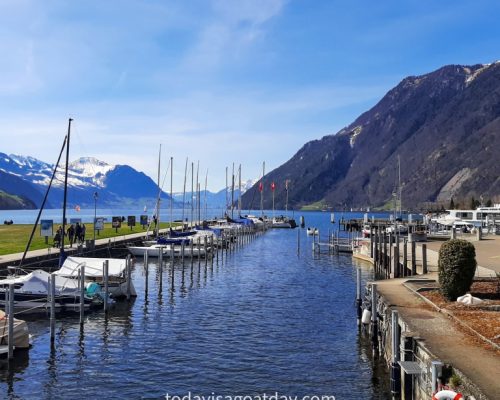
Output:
[0,222,178,256]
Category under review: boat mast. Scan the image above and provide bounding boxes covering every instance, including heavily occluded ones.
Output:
[230,163,235,219]
[170,156,173,228]
[225,166,228,217]
[196,161,200,223]
[261,161,265,218]
[155,145,161,238]
[285,179,289,216]
[191,162,194,228]
[59,118,72,266]
[398,154,402,218]
[182,157,188,225]
[19,135,67,268]
[204,169,208,221]
[238,164,242,217]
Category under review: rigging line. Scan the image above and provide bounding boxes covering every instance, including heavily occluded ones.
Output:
[18,135,68,268]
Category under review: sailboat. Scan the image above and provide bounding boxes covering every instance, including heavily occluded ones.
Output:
[271,179,297,228]
[2,119,104,313]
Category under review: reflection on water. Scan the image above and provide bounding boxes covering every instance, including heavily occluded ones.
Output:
[0,212,390,399]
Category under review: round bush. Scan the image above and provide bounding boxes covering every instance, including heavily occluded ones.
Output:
[438,239,477,301]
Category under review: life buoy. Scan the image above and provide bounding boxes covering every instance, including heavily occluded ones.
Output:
[432,390,463,400]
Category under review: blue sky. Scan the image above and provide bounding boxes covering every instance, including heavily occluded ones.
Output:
[0,0,499,191]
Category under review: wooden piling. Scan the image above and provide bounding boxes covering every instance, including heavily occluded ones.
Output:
[422,243,427,274]
[8,284,14,359]
[79,265,85,326]
[103,260,109,313]
[411,240,416,276]
[50,273,56,345]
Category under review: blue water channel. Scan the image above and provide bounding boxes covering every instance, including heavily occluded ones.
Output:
[0,211,390,399]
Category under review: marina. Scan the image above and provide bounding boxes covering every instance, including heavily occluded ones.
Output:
[0,211,392,399]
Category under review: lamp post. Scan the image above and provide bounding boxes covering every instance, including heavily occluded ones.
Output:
[93,191,98,241]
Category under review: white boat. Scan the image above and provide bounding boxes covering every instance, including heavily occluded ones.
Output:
[0,270,101,314]
[0,309,30,350]
[433,204,500,228]
[127,244,168,257]
[54,256,136,298]
[306,227,319,236]
[271,216,297,229]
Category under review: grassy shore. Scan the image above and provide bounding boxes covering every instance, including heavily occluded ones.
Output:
[0,222,178,256]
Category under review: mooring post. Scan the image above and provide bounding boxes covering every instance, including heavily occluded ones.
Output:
[50,274,56,345]
[395,237,400,278]
[170,245,174,264]
[79,265,85,326]
[411,240,416,276]
[370,226,374,258]
[403,238,408,277]
[216,236,219,264]
[181,241,185,266]
[390,310,401,396]
[126,254,132,300]
[8,284,14,359]
[145,255,149,295]
[393,245,400,279]
[356,268,362,326]
[371,283,378,355]
[197,237,201,268]
[422,243,428,274]
[204,236,208,267]
[190,239,194,267]
[103,260,109,313]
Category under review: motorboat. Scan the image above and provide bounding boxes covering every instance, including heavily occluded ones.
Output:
[54,256,137,298]
[0,309,30,350]
[271,216,297,229]
[0,269,102,314]
[127,244,168,257]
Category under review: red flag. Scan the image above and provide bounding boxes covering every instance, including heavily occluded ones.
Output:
[258,181,263,192]
[271,182,276,191]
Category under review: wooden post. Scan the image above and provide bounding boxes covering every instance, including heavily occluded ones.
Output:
[8,284,14,359]
[190,239,194,267]
[411,240,416,276]
[393,245,399,279]
[145,255,149,295]
[403,238,408,277]
[197,237,201,268]
[79,264,85,326]
[356,268,362,326]
[126,254,132,300]
[204,236,208,267]
[181,241,185,266]
[50,274,56,345]
[422,243,428,274]
[371,283,378,355]
[103,260,109,313]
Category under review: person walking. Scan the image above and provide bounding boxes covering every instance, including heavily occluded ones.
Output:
[67,224,75,247]
[75,222,82,245]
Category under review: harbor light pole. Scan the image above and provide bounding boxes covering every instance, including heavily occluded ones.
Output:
[93,191,98,241]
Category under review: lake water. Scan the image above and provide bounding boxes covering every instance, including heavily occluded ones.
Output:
[0,211,391,399]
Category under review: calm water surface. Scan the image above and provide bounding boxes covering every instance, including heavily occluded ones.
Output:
[0,212,390,399]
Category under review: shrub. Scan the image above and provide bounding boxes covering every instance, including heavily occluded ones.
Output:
[438,239,477,301]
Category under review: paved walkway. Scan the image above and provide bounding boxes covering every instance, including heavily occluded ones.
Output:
[423,234,500,275]
[376,277,500,399]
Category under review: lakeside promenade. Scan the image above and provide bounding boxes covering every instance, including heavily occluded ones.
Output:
[356,235,500,399]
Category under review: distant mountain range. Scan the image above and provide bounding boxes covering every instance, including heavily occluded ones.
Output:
[0,154,174,210]
[242,62,500,210]
[0,154,257,211]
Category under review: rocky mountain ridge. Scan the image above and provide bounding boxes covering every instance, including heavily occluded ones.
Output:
[242,62,500,210]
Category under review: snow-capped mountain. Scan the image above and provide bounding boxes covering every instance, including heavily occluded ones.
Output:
[0,153,173,209]
[171,178,259,209]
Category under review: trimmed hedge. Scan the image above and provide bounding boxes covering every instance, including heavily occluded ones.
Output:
[438,239,477,301]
